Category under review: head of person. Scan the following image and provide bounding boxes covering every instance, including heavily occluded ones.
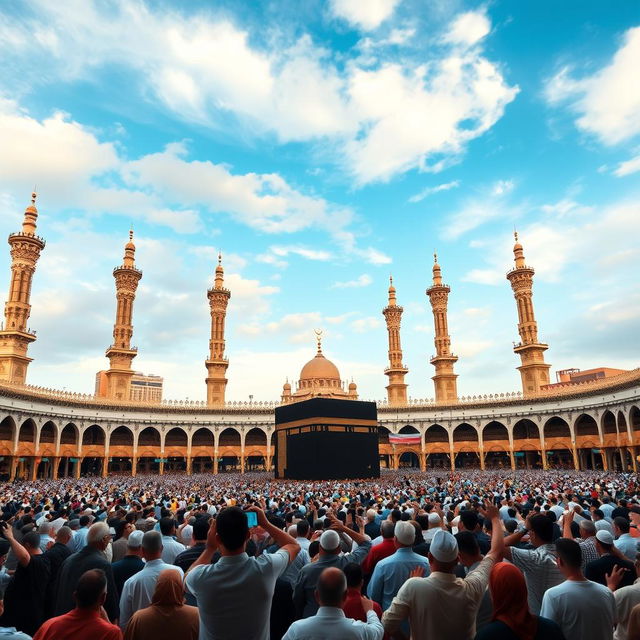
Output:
[489,562,535,638]
[394,521,416,549]
[79,514,92,529]
[56,525,72,545]
[630,507,640,527]
[459,510,479,533]
[126,530,144,555]
[142,530,164,561]
[152,569,185,609]
[454,531,482,567]
[315,567,347,608]
[343,563,363,593]
[390,509,402,523]
[22,531,42,555]
[595,529,615,555]
[380,520,395,540]
[505,519,519,534]
[39,520,54,538]
[428,512,442,529]
[592,510,604,522]
[579,519,596,539]
[215,507,249,554]
[555,537,583,577]
[87,522,111,552]
[614,516,630,538]
[319,530,341,556]
[527,514,553,547]
[366,509,376,523]
[74,569,107,611]
[159,517,176,537]
[308,540,320,560]
[191,517,210,545]
[428,529,459,572]
[296,520,310,539]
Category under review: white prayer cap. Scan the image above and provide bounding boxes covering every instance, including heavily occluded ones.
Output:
[428,513,442,525]
[595,519,613,535]
[127,530,144,548]
[319,530,340,551]
[595,529,614,545]
[430,529,459,563]
[395,521,416,546]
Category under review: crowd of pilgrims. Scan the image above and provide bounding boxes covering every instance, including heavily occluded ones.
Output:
[0,469,639,639]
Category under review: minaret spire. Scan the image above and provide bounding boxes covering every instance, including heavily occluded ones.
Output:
[382,275,408,405]
[206,252,231,405]
[102,230,142,399]
[506,232,551,395]
[0,192,46,384]
[426,253,458,402]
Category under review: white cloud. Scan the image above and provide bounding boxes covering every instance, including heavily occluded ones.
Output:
[0,2,517,186]
[356,247,393,265]
[443,10,491,48]
[351,316,382,333]
[613,153,640,177]
[331,274,373,288]
[330,0,401,31]
[545,26,640,145]
[408,180,460,203]
[270,245,332,261]
[491,179,515,196]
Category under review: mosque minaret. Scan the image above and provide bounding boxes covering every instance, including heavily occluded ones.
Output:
[382,276,408,405]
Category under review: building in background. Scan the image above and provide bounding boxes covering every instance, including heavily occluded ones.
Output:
[95,370,163,403]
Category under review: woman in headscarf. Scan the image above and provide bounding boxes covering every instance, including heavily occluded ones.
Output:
[475,562,566,640]
[123,569,199,640]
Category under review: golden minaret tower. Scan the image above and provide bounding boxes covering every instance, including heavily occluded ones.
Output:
[205,253,230,405]
[382,276,408,405]
[104,230,142,400]
[506,232,551,396]
[0,192,45,384]
[426,253,458,402]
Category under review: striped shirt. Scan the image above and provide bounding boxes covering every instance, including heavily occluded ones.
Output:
[510,544,564,614]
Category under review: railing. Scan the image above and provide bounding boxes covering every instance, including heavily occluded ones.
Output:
[0,368,638,412]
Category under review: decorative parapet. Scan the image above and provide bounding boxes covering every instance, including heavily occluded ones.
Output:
[0,368,638,414]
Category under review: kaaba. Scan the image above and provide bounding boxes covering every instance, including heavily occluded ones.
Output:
[274,397,379,480]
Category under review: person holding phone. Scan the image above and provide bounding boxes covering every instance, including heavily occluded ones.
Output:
[185,506,300,640]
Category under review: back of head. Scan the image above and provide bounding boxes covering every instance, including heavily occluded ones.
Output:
[79,514,92,528]
[455,530,480,557]
[381,520,395,539]
[391,509,402,523]
[22,531,41,551]
[56,526,72,544]
[343,562,363,589]
[366,509,376,522]
[75,569,107,609]
[580,520,596,537]
[142,530,163,556]
[505,519,518,534]
[316,567,347,607]
[216,507,248,552]
[296,520,309,538]
[192,517,210,542]
[529,514,553,544]
[460,510,478,532]
[395,521,416,547]
[87,522,109,546]
[555,537,582,571]
[615,517,631,534]
[159,517,176,537]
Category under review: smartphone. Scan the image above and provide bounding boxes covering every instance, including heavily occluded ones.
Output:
[246,511,258,528]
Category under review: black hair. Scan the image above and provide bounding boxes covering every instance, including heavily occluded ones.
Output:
[296,520,310,537]
[455,530,480,556]
[460,510,479,531]
[529,514,553,543]
[614,517,630,534]
[192,516,210,542]
[159,517,176,536]
[555,537,582,570]
[216,507,248,551]
[343,562,363,588]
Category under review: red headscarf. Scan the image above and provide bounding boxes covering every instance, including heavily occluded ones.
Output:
[489,562,538,640]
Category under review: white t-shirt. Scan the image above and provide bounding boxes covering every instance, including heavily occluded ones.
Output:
[540,578,616,640]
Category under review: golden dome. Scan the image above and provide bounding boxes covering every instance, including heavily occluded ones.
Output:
[299,352,341,382]
[125,229,135,250]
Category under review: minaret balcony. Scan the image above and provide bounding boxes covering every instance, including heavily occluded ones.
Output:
[113,265,142,276]
[8,232,46,245]
[384,365,408,374]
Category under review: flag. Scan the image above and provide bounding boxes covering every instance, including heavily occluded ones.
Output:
[389,433,421,445]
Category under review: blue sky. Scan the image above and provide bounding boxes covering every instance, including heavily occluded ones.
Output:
[0,0,638,401]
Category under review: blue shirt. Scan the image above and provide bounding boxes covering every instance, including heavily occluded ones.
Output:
[615,533,638,561]
[367,547,430,611]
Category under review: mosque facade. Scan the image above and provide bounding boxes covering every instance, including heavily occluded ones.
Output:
[0,195,638,480]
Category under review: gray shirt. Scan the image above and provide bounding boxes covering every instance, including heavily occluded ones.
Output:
[293,540,371,618]
[186,549,289,640]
